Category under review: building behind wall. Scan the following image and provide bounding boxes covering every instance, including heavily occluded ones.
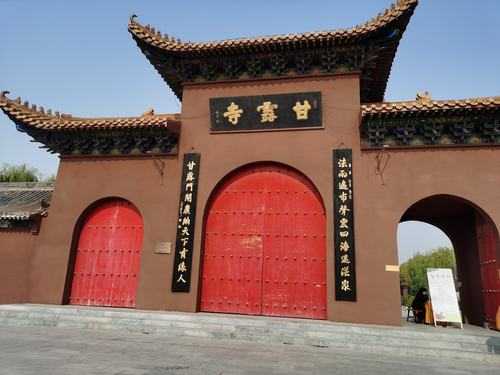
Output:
[1,0,499,327]
[0,183,52,304]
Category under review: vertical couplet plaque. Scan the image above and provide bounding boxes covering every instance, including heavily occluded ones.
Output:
[172,153,201,292]
[333,149,357,301]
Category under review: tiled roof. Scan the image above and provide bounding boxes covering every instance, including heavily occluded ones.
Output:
[362,94,500,117]
[128,0,417,54]
[0,182,53,221]
[0,91,180,131]
[128,0,418,103]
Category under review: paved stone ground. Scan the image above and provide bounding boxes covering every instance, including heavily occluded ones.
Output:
[0,326,498,375]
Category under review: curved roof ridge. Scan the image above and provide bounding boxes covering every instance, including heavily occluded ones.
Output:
[0,91,180,131]
[0,182,54,191]
[128,0,418,52]
[361,94,500,116]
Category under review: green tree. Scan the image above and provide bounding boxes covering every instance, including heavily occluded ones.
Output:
[400,247,456,301]
[0,163,40,182]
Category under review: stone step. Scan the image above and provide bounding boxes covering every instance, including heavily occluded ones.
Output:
[0,304,492,345]
[0,304,470,331]
[0,312,490,353]
[0,304,497,349]
[1,304,499,363]
[0,304,494,341]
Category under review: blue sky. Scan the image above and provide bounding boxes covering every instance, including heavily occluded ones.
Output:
[1,0,498,261]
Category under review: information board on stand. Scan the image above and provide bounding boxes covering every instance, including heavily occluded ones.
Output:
[426,268,463,328]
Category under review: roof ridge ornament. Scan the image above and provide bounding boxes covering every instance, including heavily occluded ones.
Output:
[416,91,432,104]
[0,90,63,119]
[141,108,155,117]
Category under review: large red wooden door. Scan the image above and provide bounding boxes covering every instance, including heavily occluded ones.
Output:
[69,199,143,308]
[200,164,327,319]
[476,214,500,325]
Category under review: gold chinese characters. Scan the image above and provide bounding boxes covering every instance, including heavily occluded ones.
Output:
[221,97,315,126]
[223,102,243,125]
[257,101,278,123]
[334,151,355,298]
[173,155,199,289]
[292,100,311,120]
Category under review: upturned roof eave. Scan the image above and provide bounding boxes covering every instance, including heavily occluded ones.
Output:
[128,0,418,56]
[128,0,418,103]
[0,91,181,132]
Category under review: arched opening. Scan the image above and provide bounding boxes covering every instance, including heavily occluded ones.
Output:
[399,195,500,327]
[199,162,327,319]
[398,221,453,265]
[66,198,144,308]
[398,221,456,322]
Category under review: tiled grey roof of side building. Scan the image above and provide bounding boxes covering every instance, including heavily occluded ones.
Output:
[0,182,53,221]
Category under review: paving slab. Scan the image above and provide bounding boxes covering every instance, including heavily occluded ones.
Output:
[1,304,499,365]
[0,325,499,375]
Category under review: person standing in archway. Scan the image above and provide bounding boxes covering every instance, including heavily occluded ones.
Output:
[412,287,429,323]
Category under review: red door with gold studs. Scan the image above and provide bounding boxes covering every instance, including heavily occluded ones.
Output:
[69,199,143,308]
[476,214,500,325]
[200,164,327,319]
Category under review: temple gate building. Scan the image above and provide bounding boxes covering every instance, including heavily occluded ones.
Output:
[0,0,499,327]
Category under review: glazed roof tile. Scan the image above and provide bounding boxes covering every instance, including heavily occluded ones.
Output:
[0,182,53,221]
[0,91,180,131]
[128,0,417,54]
[361,95,500,117]
[128,0,418,103]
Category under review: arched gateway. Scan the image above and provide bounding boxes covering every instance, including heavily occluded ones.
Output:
[68,199,144,308]
[1,0,499,328]
[200,163,327,319]
[400,195,500,326]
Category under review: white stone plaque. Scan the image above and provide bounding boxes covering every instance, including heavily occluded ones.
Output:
[155,242,172,254]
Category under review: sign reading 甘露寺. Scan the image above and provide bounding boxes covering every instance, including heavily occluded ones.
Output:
[172,153,201,293]
[334,149,357,301]
[210,92,322,132]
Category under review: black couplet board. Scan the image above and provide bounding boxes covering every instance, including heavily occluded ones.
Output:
[172,153,201,293]
[333,149,357,301]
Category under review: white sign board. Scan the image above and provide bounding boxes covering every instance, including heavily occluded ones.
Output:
[427,268,462,327]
